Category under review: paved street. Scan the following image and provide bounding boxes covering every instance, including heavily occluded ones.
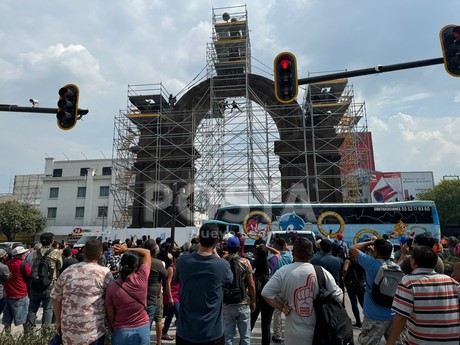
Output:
[2,292,387,344]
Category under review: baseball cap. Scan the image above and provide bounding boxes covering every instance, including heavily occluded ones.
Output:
[399,236,408,245]
[336,233,343,240]
[0,249,7,258]
[40,232,55,246]
[12,246,28,256]
[227,236,240,248]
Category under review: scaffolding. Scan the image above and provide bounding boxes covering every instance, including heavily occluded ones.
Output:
[111,4,371,230]
[196,5,282,211]
[303,79,371,202]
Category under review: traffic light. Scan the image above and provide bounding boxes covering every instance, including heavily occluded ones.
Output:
[274,52,298,103]
[440,25,460,77]
[57,84,79,130]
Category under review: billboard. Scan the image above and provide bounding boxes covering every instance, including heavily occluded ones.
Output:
[370,171,434,203]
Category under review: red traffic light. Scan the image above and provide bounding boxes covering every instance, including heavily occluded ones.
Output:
[274,52,298,103]
[279,58,291,69]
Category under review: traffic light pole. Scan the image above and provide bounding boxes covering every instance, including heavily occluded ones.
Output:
[0,104,89,116]
[298,57,444,85]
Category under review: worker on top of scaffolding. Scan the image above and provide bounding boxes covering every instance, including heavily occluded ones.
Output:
[230,100,242,113]
[169,94,176,108]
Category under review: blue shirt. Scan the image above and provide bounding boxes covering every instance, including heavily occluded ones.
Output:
[275,251,293,271]
[311,252,343,285]
[358,251,395,321]
[175,252,233,342]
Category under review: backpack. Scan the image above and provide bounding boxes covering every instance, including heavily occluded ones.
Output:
[223,256,247,304]
[344,260,364,289]
[371,260,404,308]
[29,248,54,291]
[443,254,459,277]
[332,240,347,261]
[312,265,354,345]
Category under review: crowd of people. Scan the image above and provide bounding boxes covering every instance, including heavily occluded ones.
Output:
[0,227,459,345]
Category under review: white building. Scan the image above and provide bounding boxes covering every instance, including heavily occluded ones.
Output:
[39,157,115,237]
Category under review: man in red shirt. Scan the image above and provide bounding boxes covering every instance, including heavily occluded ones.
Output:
[2,246,31,332]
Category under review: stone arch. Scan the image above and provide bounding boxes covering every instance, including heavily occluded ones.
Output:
[131,73,341,228]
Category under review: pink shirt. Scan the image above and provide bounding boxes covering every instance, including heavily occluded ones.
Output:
[105,263,150,329]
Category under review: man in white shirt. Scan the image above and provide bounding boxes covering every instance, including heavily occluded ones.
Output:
[262,237,343,345]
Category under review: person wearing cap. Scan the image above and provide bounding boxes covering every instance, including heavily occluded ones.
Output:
[2,246,31,332]
[332,233,349,259]
[0,248,12,316]
[393,236,407,262]
[222,236,256,345]
[25,232,62,331]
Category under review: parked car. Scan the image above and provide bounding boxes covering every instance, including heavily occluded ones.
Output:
[0,242,25,252]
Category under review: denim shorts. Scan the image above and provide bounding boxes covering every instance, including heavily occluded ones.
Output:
[112,323,151,345]
[2,297,29,326]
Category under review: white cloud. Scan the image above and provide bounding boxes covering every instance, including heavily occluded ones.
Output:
[2,0,460,191]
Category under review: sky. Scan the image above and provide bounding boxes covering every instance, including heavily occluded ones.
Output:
[1,0,460,194]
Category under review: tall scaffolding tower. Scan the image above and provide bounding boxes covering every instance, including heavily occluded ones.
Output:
[303,80,370,202]
[196,5,282,212]
[111,4,371,230]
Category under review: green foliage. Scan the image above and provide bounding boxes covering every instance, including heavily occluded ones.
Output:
[418,179,460,226]
[0,328,55,345]
[0,328,113,345]
[0,201,47,241]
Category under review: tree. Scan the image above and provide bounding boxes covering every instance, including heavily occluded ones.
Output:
[0,200,47,241]
[417,179,460,226]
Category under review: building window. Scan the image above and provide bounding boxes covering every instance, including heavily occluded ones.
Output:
[47,207,57,219]
[52,169,62,177]
[75,207,85,218]
[80,168,89,176]
[99,186,110,197]
[49,187,59,198]
[102,167,112,176]
[98,206,108,217]
[77,187,86,198]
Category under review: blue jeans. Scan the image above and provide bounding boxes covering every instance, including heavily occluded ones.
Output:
[223,304,251,345]
[26,288,53,327]
[147,304,157,329]
[112,323,151,345]
[0,297,6,316]
[2,297,29,326]
[163,302,179,335]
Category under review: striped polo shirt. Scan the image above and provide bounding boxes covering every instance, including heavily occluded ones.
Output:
[392,268,460,344]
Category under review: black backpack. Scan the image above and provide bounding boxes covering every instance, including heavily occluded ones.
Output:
[313,265,354,345]
[332,240,347,261]
[344,259,365,289]
[29,248,54,291]
[223,256,247,304]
